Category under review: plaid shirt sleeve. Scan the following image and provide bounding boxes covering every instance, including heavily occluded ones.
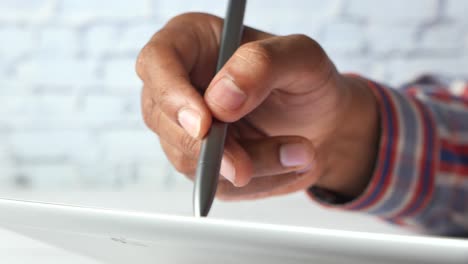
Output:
[308,75,468,237]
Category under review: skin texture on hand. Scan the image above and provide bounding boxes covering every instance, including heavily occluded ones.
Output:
[136,13,380,201]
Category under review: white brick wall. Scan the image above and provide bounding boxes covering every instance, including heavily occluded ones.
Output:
[83,24,119,57]
[37,27,80,58]
[0,0,54,23]
[345,0,439,25]
[0,26,36,60]
[1,0,468,191]
[58,0,151,24]
[16,58,98,87]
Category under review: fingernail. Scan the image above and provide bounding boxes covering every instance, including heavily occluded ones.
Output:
[220,156,236,184]
[280,143,310,167]
[208,77,246,111]
[177,108,201,138]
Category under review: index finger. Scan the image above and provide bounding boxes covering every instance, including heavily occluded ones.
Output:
[136,12,273,139]
[136,14,217,138]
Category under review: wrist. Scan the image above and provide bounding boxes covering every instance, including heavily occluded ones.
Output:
[316,74,381,198]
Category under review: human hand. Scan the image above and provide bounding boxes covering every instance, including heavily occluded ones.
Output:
[136,13,380,200]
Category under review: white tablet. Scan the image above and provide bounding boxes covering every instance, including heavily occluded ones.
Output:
[0,197,466,264]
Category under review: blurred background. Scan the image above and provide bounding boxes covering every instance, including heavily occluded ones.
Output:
[0,0,467,262]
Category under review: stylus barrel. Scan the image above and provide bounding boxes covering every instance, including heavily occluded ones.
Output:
[193,0,246,217]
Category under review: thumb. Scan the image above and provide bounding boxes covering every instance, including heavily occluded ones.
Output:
[204,34,336,122]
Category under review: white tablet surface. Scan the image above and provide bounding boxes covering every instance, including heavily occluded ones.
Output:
[0,197,466,264]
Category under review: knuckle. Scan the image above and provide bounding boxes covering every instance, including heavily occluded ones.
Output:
[140,88,162,133]
[291,34,319,49]
[142,87,172,130]
[287,34,332,77]
[236,42,274,75]
[167,12,220,27]
[291,33,314,44]
[135,43,154,80]
[152,85,169,109]
[179,132,200,157]
[145,106,162,134]
[292,34,327,60]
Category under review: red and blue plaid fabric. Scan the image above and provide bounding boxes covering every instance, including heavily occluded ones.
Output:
[310,75,468,237]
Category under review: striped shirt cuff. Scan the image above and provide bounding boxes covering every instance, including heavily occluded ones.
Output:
[308,78,438,222]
